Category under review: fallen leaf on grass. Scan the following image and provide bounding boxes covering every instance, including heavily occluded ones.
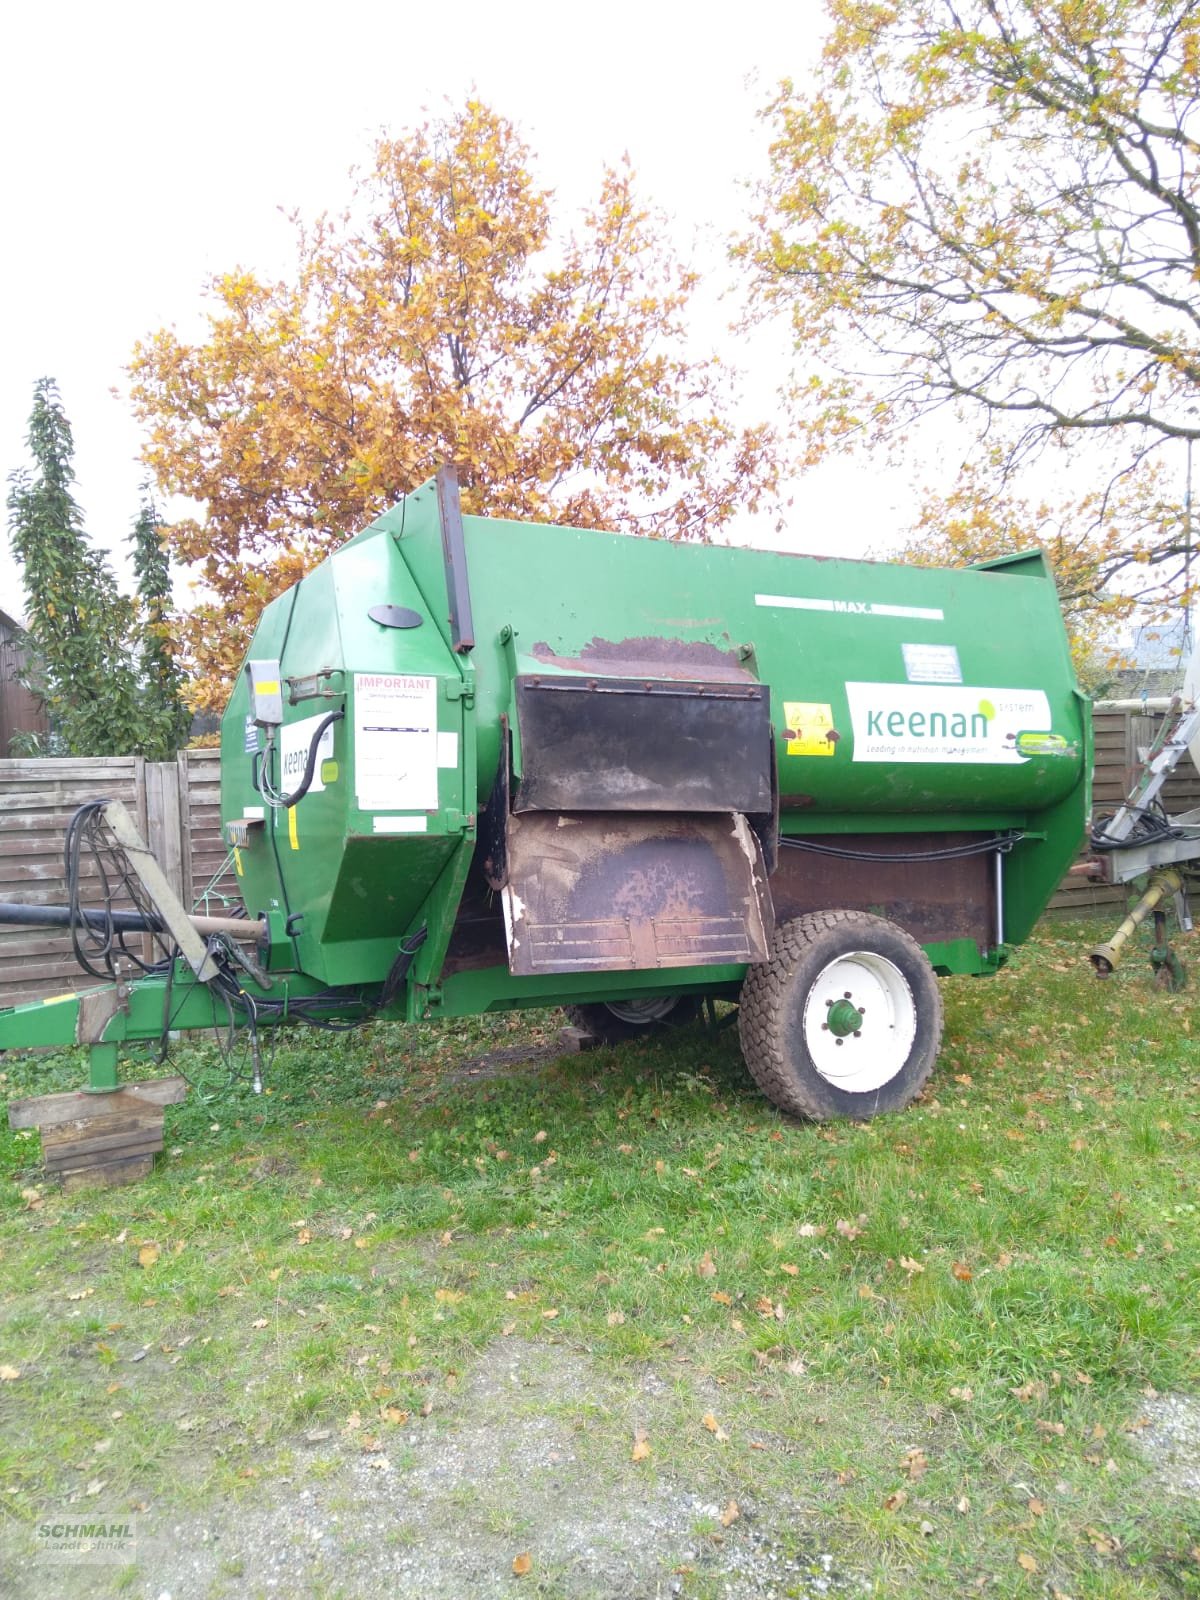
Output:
[883,1489,907,1512]
[836,1217,866,1241]
[250,1318,269,1330]
[797,1223,827,1238]
[900,1448,928,1481]
[899,1256,924,1276]
[512,1552,532,1576]
[779,1263,799,1276]
[697,1252,717,1278]
[381,1406,409,1424]
[711,1290,732,1306]
[1010,1381,1045,1403]
[1028,1498,1045,1516]
[0,1366,20,1382]
[951,1261,973,1282]
[631,1428,651,1462]
[296,1228,312,1246]
[434,1289,465,1305]
[949,1386,974,1402]
[701,1412,730,1442]
[720,1501,740,1527]
[606,1311,625,1327]
[66,1287,95,1301]
[137,1244,159,1269]
[1086,1525,1118,1555]
[1017,1552,1038,1573]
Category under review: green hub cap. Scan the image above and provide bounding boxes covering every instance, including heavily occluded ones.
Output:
[825,998,863,1037]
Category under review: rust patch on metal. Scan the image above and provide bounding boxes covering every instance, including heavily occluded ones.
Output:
[771,833,992,949]
[501,811,773,976]
[530,635,755,683]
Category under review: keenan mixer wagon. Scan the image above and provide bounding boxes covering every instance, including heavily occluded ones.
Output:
[0,468,1090,1183]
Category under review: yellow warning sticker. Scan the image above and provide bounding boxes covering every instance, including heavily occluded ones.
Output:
[42,993,77,1006]
[288,806,299,851]
[783,701,837,757]
[233,845,243,877]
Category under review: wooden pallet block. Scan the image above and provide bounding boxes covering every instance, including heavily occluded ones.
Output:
[8,1076,187,1189]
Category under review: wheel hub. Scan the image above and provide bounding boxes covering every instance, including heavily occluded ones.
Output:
[824,998,863,1037]
[802,949,917,1093]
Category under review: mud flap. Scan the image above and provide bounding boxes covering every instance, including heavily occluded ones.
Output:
[500,811,774,977]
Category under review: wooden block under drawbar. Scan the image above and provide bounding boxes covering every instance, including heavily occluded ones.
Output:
[8,1076,186,1131]
[62,1155,155,1193]
[43,1128,165,1168]
[557,1025,599,1053]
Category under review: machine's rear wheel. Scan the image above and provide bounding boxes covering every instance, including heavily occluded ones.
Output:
[565,995,701,1045]
[738,911,942,1120]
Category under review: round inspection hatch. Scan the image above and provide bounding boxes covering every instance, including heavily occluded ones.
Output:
[368,604,423,629]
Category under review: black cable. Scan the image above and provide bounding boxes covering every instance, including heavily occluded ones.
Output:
[63,802,180,980]
[261,707,345,808]
[265,584,304,968]
[1090,803,1197,852]
[780,831,1024,864]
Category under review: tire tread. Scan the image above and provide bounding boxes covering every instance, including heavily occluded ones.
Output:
[738,911,942,1120]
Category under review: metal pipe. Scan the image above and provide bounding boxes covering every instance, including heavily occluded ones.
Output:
[0,902,265,942]
[1092,697,1177,712]
[1089,868,1183,977]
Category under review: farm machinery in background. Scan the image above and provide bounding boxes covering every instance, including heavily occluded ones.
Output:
[1087,657,1200,990]
[0,467,1091,1185]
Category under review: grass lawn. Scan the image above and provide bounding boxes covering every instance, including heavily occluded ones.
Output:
[0,915,1199,1598]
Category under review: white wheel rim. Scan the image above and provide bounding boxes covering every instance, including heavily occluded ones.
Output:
[802,950,917,1093]
[604,996,680,1024]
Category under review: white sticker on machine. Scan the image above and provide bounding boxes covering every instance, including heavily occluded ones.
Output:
[280,714,337,795]
[846,682,1052,764]
[354,674,439,811]
[901,642,962,684]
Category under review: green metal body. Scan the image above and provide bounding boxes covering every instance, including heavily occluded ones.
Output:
[221,482,1087,998]
[0,480,1090,1068]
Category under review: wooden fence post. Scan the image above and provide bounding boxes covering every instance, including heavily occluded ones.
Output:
[143,760,184,900]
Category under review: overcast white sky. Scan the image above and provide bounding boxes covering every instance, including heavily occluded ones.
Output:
[0,0,919,620]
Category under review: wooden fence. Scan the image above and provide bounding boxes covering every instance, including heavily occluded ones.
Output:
[0,751,235,1008]
[0,708,1195,1008]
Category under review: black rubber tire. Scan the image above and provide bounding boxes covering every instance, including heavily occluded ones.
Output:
[565,996,701,1045]
[737,910,942,1121]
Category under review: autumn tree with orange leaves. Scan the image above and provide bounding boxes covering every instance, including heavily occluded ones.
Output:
[130,101,781,711]
[741,0,1200,671]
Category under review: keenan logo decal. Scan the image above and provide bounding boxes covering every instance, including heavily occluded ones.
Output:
[845,683,1053,765]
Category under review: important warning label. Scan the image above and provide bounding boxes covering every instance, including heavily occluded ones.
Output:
[354,674,438,811]
[783,701,837,757]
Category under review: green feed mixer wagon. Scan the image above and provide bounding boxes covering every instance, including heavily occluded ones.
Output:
[0,468,1090,1183]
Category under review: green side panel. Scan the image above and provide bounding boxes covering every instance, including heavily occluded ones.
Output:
[221,523,475,988]
[389,486,1086,817]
